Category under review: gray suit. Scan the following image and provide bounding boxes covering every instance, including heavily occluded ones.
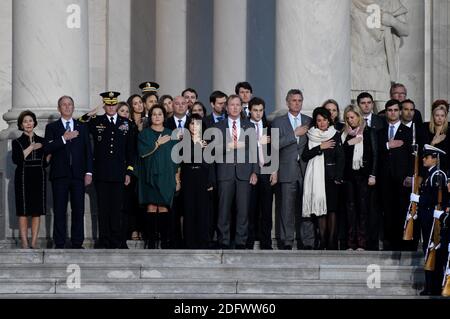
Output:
[271,113,314,248]
[214,119,259,247]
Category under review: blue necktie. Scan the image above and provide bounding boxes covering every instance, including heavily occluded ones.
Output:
[65,121,71,132]
[217,116,224,123]
[389,125,395,140]
[178,120,183,129]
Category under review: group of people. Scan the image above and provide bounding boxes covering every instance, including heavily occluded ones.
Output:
[11,82,450,276]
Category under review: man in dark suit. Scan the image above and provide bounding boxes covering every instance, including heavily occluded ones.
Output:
[271,89,313,250]
[165,96,190,131]
[246,97,277,249]
[204,91,228,129]
[235,82,253,119]
[163,96,189,248]
[378,83,424,125]
[82,91,134,249]
[357,92,384,250]
[44,95,93,249]
[377,99,413,251]
[214,95,259,249]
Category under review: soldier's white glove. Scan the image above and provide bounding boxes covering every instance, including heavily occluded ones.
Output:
[410,193,420,203]
[434,210,444,219]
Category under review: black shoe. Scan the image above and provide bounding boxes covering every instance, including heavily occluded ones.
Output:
[55,245,65,249]
[235,245,246,250]
[283,245,292,250]
[219,244,230,250]
[302,245,313,250]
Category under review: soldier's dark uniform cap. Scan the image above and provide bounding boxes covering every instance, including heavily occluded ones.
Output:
[100,91,120,105]
[422,144,446,158]
[139,81,160,93]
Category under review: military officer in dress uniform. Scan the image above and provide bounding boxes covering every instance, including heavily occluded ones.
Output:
[413,144,448,295]
[80,91,135,249]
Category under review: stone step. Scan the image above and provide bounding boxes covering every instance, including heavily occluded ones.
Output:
[0,278,422,296]
[319,265,425,282]
[0,263,424,282]
[0,293,438,299]
[0,250,424,266]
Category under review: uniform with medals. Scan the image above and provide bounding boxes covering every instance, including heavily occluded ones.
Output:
[80,91,134,249]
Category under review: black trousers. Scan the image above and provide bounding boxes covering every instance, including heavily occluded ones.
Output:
[52,178,85,248]
[247,174,273,249]
[95,181,124,249]
[380,175,409,251]
[345,175,369,249]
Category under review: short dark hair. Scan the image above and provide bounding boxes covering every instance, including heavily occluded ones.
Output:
[17,110,37,131]
[235,82,253,95]
[286,89,303,102]
[159,95,173,104]
[57,95,74,108]
[385,99,401,110]
[192,101,207,117]
[431,99,450,113]
[182,88,198,99]
[209,90,228,104]
[149,103,167,123]
[400,99,415,110]
[185,113,206,135]
[249,97,266,111]
[356,92,374,105]
[312,107,333,128]
[143,91,159,102]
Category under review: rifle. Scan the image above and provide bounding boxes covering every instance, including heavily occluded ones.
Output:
[404,123,419,240]
[442,247,450,297]
[424,168,446,271]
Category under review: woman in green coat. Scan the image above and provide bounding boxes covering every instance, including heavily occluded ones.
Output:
[138,104,179,248]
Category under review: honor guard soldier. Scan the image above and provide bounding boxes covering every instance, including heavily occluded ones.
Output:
[440,204,450,296]
[412,144,448,295]
[80,91,135,249]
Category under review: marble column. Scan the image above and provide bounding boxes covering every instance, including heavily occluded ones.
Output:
[213,0,247,94]
[0,0,90,246]
[2,0,90,138]
[107,0,131,97]
[275,0,351,116]
[155,0,187,96]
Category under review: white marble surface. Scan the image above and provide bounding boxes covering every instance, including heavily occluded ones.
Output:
[107,0,131,99]
[155,0,187,96]
[88,0,107,108]
[10,0,90,115]
[213,0,247,94]
[0,0,12,131]
[275,0,351,115]
[398,0,425,115]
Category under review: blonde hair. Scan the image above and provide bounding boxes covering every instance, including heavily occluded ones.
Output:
[343,104,365,132]
[429,104,448,134]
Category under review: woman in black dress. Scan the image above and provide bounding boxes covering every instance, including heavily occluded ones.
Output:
[12,111,48,249]
[302,107,345,250]
[342,105,378,251]
[180,114,215,249]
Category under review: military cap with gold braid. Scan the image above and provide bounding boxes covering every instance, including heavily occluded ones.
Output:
[100,91,120,106]
[139,81,160,94]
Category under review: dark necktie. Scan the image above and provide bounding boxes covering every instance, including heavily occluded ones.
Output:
[110,117,115,125]
[178,119,183,129]
[65,121,71,132]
